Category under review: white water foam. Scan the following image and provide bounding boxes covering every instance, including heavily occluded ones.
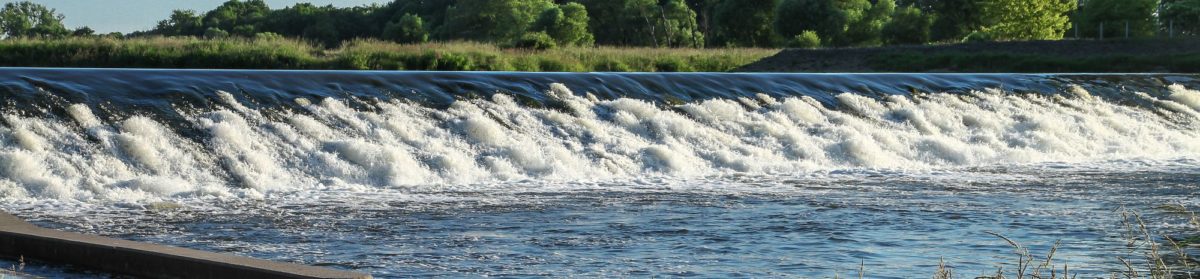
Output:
[2,84,1200,203]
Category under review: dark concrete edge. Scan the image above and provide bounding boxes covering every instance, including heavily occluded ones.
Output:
[0,211,371,279]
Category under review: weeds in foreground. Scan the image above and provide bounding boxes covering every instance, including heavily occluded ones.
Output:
[928,206,1199,279]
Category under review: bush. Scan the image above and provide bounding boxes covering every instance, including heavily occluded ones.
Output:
[962,31,994,43]
[510,32,558,51]
[789,31,822,48]
[654,57,695,72]
[203,28,229,39]
[254,32,284,41]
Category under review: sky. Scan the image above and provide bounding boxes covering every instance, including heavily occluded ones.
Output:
[7,0,391,34]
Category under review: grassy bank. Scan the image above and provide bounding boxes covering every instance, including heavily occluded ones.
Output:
[869,52,1200,73]
[0,37,779,72]
[740,38,1200,73]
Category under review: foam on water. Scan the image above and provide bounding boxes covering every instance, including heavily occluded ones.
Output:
[1,82,1199,204]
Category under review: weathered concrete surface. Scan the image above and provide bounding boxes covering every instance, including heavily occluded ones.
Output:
[0,212,371,279]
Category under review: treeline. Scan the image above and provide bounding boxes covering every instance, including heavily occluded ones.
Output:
[2,0,1200,49]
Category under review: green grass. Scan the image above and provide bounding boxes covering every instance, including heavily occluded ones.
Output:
[0,37,780,72]
[868,51,1200,73]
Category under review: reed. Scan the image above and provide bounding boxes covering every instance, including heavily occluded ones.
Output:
[928,207,1200,279]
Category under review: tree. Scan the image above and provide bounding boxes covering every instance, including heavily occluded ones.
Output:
[575,0,703,47]
[883,5,933,45]
[710,0,776,47]
[440,0,555,42]
[1076,0,1157,39]
[844,0,895,46]
[202,0,270,34]
[929,0,984,42]
[976,0,1076,40]
[154,10,203,36]
[72,26,94,37]
[383,13,429,43]
[0,1,69,38]
[658,0,705,47]
[1160,0,1200,36]
[532,3,594,46]
[774,0,872,47]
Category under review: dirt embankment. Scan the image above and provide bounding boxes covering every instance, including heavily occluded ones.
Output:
[738,39,1200,72]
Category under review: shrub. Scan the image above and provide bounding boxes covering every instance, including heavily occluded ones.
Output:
[789,30,822,48]
[962,31,994,43]
[203,28,229,39]
[654,57,694,72]
[511,32,557,50]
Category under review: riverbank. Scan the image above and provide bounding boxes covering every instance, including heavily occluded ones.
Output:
[0,37,777,72]
[739,38,1200,73]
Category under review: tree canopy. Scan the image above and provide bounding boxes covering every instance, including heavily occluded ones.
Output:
[976,0,1076,40]
[0,1,69,38]
[4,0,1199,49]
[1077,0,1158,38]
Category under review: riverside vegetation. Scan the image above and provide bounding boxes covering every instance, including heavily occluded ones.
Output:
[0,37,777,71]
[921,207,1200,279]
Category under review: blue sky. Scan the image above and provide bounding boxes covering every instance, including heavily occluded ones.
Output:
[9,0,391,33]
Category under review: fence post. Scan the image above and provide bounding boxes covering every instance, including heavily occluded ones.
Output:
[1170,20,1175,38]
[1125,21,1129,38]
[1099,22,1104,40]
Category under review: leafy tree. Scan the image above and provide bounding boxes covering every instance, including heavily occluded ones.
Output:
[440,0,555,42]
[0,1,69,38]
[844,0,895,46]
[301,19,338,44]
[72,26,95,37]
[658,0,705,47]
[532,2,594,46]
[929,0,984,41]
[202,0,269,34]
[774,0,871,47]
[977,0,1076,40]
[1160,0,1200,36]
[575,0,703,47]
[883,5,933,45]
[710,0,776,47]
[383,13,429,43]
[374,0,454,34]
[1077,0,1157,38]
[154,10,204,36]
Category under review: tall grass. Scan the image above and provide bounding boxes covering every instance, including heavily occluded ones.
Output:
[0,37,779,72]
[926,207,1200,279]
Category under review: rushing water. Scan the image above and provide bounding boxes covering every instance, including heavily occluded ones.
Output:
[2,69,1200,277]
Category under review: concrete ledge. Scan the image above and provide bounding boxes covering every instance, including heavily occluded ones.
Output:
[0,212,371,279]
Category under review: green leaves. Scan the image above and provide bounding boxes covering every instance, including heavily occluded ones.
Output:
[977,0,1076,40]
[533,3,595,47]
[883,6,934,45]
[1077,0,1158,38]
[0,1,69,38]
[382,13,428,44]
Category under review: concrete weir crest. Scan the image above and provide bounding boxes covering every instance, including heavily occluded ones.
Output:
[0,211,371,279]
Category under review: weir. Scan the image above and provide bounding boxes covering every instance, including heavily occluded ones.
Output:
[3,69,1200,277]
[0,69,1199,199]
